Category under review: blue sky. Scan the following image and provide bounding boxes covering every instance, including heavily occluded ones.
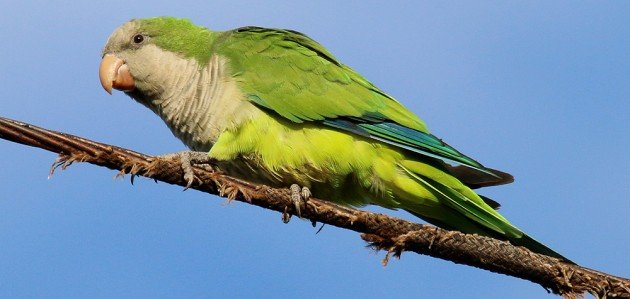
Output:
[1,1,628,298]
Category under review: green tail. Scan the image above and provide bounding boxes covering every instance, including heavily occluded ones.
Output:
[400,165,573,263]
[407,209,572,263]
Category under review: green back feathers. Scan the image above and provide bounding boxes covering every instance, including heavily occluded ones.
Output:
[216,27,427,132]
[137,17,217,65]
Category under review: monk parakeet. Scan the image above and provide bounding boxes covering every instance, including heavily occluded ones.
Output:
[99,17,569,261]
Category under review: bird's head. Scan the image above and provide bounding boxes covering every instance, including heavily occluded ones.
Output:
[99,17,216,99]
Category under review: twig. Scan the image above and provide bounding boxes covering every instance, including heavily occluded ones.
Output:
[1,116,628,298]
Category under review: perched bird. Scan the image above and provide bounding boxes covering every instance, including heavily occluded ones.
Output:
[99,17,569,261]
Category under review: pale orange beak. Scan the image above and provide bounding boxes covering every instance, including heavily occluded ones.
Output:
[99,54,135,94]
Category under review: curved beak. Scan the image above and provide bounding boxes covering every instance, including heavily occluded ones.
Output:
[99,54,135,94]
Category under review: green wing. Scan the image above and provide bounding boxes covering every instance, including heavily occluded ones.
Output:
[215,27,510,185]
[216,27,422,127]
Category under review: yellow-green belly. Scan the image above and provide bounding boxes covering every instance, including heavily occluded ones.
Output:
[208,111,441,210]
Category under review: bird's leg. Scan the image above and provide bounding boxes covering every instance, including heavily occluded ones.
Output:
[155,150,217,189]
[289,184,312,218]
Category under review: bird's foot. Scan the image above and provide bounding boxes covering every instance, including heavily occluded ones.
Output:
[153,150,217,189]
[290,184,312,218]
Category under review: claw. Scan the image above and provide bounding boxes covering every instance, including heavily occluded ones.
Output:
[183,168,196,190]
[282,206,291,223]
[290,184,311,218]
[155,150,216,190]
[301,186,311,200]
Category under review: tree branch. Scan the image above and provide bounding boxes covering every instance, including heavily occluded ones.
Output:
[1,116,628,298]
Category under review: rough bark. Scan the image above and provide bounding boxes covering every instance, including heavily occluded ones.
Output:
[1,116,628,298]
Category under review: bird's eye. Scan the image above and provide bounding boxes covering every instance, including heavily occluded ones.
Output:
[133,34,144,44]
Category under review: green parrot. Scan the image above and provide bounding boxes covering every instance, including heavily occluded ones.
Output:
[99,17,570,262]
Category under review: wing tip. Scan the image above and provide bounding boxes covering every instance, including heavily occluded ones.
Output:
[448,165,514,189]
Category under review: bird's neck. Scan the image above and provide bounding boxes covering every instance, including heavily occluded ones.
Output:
[128,51,252,151]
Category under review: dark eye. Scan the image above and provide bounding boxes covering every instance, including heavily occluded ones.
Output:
[133,34,144,44]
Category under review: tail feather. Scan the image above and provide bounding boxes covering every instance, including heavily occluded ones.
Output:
[407,207,573,263]
[399,164,573,263]
[479,195,501,210]
[512,234,573,263]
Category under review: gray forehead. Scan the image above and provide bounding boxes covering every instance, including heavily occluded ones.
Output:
[102,20,140,55]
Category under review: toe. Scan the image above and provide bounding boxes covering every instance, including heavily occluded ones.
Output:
[183,172,195,190]
[290,184,303,217]
[301,186,312,200]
